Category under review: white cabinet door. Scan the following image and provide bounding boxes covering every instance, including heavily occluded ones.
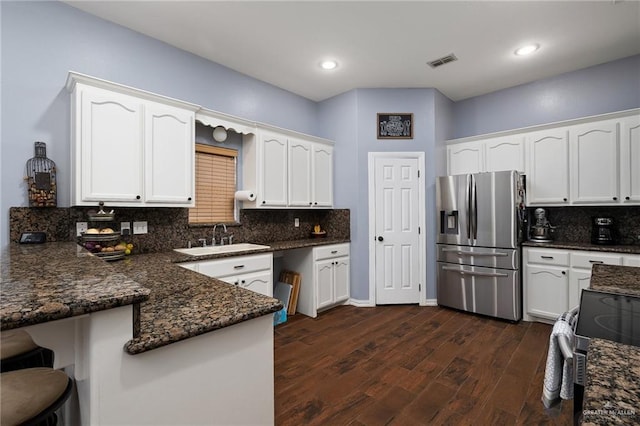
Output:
[237,271,273,297]
[569,269,591,310]
[144,102,194,205]
[526,264,569,321]
[312,143,333,207]
[288,138,312,207]
[620,115,640,203]
[260,132,288,207]
[447,142,483,175]
[527,128,570,205]
[570,120,619,204]
[315,259,334,310]
[484,136,525,173]
[333,257,350,303]
[78,86,144,203]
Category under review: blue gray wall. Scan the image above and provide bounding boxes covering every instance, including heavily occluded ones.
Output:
[453,55,640,138]
[0,0,317,246]
[317,88,440,301]
[2,1,639,303]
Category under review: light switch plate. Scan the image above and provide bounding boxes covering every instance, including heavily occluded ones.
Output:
[294,218,300,228]
[133,221,148,235]
[76,222,88,236]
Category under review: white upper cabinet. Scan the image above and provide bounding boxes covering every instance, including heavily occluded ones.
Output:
[312,143,334,207]
[76,85,144,204]
[570,120,619,204]
[484,135,525,173]
[446,109,639,207]
[261,131,288,207]
[620,115,640,203]
[447,135,524,175]
[447,142,483,175]
[144,102,194,204]
[526,128,570,205]
[68,72,197,207]
[242,127,334,209]
[288,138,313,207]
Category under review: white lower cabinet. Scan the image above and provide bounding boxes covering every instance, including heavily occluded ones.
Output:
[523,247,637,323]
[282,243,350,318]
[179,253,273,297]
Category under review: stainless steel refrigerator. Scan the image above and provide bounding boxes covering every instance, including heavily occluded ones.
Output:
[436,170,525,321]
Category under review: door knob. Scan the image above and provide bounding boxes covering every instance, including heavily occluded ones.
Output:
[377,236,384,242]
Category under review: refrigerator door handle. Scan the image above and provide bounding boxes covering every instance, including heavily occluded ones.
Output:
[466,175,472,239]
[441,249,508,257]
[472,177,478,240]
[441,266,509,278]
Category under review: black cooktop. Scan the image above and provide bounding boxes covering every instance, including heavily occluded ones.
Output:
[575,289,640,347]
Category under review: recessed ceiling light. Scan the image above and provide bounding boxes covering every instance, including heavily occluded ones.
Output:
[515,44,540,56]
[320,60,338,70]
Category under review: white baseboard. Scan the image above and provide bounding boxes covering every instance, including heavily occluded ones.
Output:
[348,298,376,307]
[348,298,438,308]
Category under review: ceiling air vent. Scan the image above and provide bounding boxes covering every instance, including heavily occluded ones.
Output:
[427,53,458,68]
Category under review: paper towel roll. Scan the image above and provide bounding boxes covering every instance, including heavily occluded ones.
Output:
[235,190,256,201]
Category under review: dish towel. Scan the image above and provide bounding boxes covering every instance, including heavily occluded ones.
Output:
[542,307,579,410]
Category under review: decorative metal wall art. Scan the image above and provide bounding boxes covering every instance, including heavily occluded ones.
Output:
[25,141,57,207]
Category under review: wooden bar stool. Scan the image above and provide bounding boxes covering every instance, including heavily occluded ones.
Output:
[1,367,73,426]
[1,330,53,372]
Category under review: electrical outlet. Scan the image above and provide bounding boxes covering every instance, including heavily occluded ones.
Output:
[294,218,300,228]
[120,222,131,236]
[76,222,88,236]
[133,221,148,235]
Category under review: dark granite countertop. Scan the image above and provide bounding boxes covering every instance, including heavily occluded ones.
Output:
[582,338,640,425]
[1,238,349,354]
[589,264,640,297]
[109,251,283,354]
[581,264,640,424]
[522,240,640,254]
[0,242,150,330]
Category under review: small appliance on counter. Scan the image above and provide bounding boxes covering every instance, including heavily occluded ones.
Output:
[529,208,554,242]
[591,216,616,245]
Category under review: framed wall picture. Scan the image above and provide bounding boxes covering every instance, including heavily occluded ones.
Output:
[377,113,413,139]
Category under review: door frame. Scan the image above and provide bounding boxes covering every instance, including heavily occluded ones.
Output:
[367,152,427,306]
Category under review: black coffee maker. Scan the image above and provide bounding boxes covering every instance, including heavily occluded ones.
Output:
[591,217,616,245]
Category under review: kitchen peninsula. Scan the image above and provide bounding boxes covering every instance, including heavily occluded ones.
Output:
[1,242,283,425]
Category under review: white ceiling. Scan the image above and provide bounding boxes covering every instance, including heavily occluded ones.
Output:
[64,0,640,102]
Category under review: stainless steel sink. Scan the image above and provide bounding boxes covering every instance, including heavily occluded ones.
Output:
[173,243,270,256]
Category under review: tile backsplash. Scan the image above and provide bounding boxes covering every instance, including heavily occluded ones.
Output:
[529,206,640,245]
[10,207,350,253]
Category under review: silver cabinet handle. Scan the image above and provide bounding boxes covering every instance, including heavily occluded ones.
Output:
[233,265,245,269]
[331,250,338,254]
[441,266,509,278]
[441,248,508,257]
[589,260,604,264]
[541,256,554,259]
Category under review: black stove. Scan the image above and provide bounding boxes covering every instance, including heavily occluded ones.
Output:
[575,289,640,348]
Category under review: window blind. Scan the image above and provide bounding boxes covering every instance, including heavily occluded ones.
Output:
[189,144,237,224]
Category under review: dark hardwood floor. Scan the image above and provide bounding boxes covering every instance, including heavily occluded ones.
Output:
[274,305,573,425]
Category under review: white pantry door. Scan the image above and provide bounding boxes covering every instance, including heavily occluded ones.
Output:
[373,156,421,304]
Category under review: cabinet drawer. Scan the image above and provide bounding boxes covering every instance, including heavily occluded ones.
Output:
[197,253,272,278]
[525,249,569,266]
[314,244,350,261]
[571,252,622,269]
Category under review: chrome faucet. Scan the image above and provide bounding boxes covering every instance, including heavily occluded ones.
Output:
[212,223,227,245]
